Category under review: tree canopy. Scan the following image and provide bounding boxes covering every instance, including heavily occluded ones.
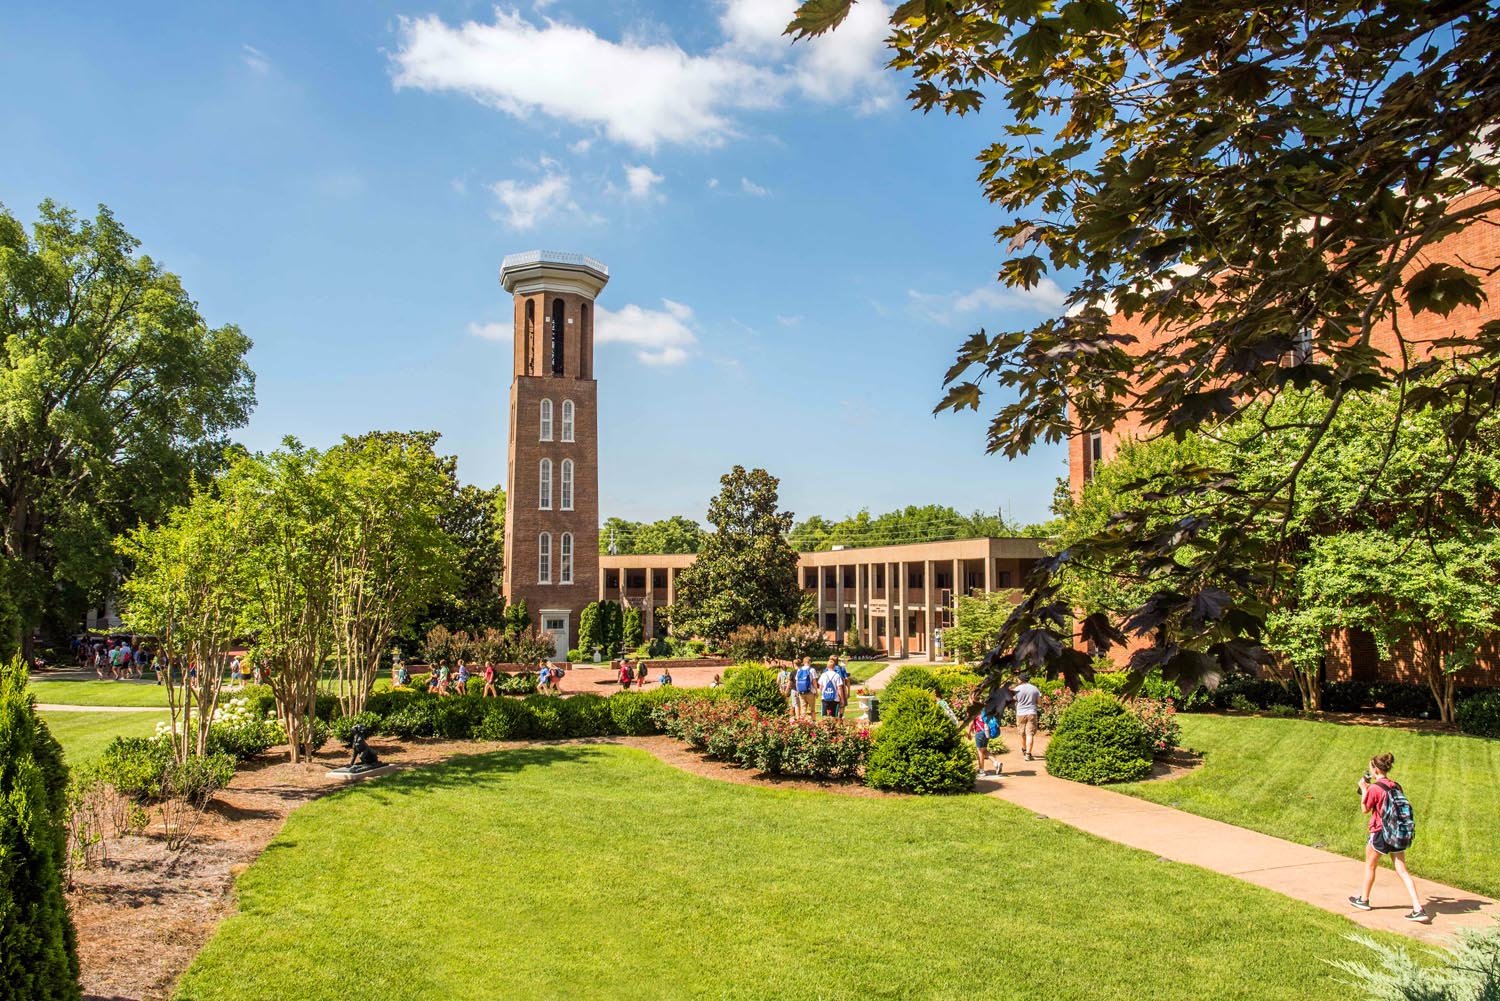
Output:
[790,503,1040,551]
[599,515,705,555]
[793,0,1500,691]
[671,466,801,645]
[0,200,254,652]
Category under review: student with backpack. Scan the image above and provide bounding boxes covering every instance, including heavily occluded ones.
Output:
[794,658,817,718]
[1349,752,1427,922]
[817,660,842,718]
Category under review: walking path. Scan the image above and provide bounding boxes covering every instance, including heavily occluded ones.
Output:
[982,735,1498,945]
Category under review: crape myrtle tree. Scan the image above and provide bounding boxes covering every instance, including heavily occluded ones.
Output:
[672,466,802,646]
[410,483,505,639]
[116,486,245,759]
[0,201,254,655]
[792,0,1500,693]
[324,432,460,718]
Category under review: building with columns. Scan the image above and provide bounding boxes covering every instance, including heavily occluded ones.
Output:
[500,251,608,660]
[600,536,1046,659]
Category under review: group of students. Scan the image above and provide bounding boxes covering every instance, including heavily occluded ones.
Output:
[614,659,672,689]
[78,636,152,680]
[969,672,1043,777]
[775,656,852,718]
[398,660,567,697]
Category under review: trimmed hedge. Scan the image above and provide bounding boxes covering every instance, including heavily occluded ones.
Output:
[864,689,976,794]
[1457,691,1500,738]
[724,664,786,715]
[1046,694,1153,785]
[882,666,941,698]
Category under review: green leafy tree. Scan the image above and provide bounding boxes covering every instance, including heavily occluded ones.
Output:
[412,484,504,637]
[0,200,254,654]
[672,467,801,645]
[0,657,78,1001]
[117,487,246,759]
[944,590,1023,664]
[622,606,643,652]
[577,601,603,656]
[790,505,1020,551]
[792,0,1500,691]
[324,431,460,717]
[599,515,704,554]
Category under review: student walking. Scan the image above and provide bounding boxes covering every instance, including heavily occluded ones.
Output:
[793,658,817,718]
[971,712,995,776]
[636,660,648,690]
[482,662,498,698]
[1349,753,1427,921]
[1012,672,1041,761]
[776,661,794,715]
[817,659,842,718]
[617,659,633,690]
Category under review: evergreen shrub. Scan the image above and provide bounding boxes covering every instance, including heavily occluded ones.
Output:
[864,689,976,794]
[724,664,787,715]
[882,666,941,698]
[1046,694,1153,785]
[1457,690,1500,738]
[0,659,79,1001]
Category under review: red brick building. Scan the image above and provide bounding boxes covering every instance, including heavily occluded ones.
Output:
[1068,198,1500,685]
[500,251,607,660]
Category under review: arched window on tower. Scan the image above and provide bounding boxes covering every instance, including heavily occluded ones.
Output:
[524,299,536,375]
[538,532,552,584]
[579,302,591,379]
[551,298,566,375]
[560,532,573,584]
[561,400,574,442]
[538,458,553,510]
[539,399,554,441]
[560,459,574,510]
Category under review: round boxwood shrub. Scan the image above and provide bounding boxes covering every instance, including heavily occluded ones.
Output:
[882,666,941,698]
[523,695,565,738]
[724,664,787,715]
[608,691,658,735]
[864,689,976,794]
[476,698,533,740]
[1046,693,1153,785]
[1457,690,1500,738]
[560,694,618,737]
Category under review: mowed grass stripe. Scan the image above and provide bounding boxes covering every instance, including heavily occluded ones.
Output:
[176,744,1403,1001]
[1119,714,1500,898]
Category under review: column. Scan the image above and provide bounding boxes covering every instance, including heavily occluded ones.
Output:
[854,561,865,644]
[923,558,934,658]
[984,551,994,593]
[666,566,676,605]
[599,570,606,600]
[897,560,908,660]
[815,564,826,642]
[876,564,888,657]
[835,565,845,644]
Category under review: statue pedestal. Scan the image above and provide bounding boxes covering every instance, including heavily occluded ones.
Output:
[325,764,396,782]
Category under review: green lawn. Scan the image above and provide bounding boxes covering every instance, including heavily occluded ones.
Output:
[1119,714,1500,898]
[178,744,1398,1001]
[27,678,170,707]
[845,660,887,684]
[39,709,168,764]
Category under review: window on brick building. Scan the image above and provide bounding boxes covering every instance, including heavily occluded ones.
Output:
[1083,430,1104,482]
[561,399,575,442]
[560,533,573,584]
[538,532,552,584]
[560,459,574,510]
[539,459,552,510]
[1293,325,1314,365]
[539,399,553,441]
[524,300,535,375]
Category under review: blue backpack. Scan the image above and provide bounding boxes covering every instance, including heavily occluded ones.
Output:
[795,667,813,693]
[821,672,839,699]
[984,713,1000,739]
[1378,780,1416,850]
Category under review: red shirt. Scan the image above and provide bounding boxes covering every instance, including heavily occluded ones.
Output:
[1362,779,1394,834]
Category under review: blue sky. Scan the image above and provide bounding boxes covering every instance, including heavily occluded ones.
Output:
[0,1,1068,527]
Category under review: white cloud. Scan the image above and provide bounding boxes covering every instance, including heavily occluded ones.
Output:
[740,176,770,197]
[908,278,1067,324]
[776,313,801,326]
[596,298,697,366]
[489,172,575,230]
[392,11,781,150]
[467,320,510,341]
[623,163,665,200]
[242,44,270,74]
[389,5,896,150]
[707,177,720,189]
[568,137,593,154]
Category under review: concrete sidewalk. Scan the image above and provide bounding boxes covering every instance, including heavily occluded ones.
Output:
[982,735,1498,945]
[36,703,165,713]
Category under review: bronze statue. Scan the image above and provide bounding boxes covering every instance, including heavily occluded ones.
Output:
[345,723,382,773]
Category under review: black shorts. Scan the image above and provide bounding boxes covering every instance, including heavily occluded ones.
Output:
[1369,831,1409,855]
[822,698,839,716]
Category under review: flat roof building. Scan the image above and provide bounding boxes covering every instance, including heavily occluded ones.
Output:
[600,536,1047,660]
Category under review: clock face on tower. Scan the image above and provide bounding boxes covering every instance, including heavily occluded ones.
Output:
[498,252,608,657]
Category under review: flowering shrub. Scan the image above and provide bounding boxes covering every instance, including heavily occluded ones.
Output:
[208,697,282,760]
[653,695,872,780]
[1036,688,1179,754]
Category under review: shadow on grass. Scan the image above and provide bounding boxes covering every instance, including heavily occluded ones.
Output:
[332,744,618,806]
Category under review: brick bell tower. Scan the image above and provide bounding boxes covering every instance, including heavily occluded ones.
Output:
[499,251,608,660]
